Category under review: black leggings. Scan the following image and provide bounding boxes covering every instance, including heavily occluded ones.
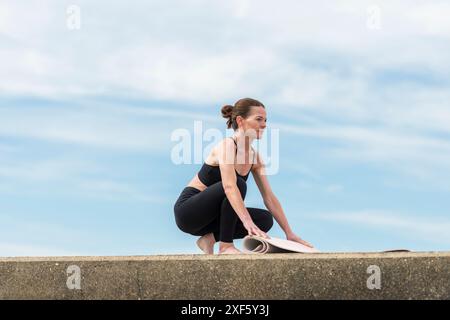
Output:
[173,176,274,243]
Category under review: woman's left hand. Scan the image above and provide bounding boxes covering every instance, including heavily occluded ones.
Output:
[286,232,314,248]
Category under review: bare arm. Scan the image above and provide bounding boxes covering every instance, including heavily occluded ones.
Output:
[217,139,268,238]
[264,194,294,235]
[251,152,292,234]
[252,152,314,247]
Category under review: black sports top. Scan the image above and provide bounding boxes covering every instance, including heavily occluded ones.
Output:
[197,137,255,186]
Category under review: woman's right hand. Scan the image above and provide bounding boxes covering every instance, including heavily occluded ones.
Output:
[243,219,270,239]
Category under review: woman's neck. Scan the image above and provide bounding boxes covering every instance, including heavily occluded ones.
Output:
[232,132,254,152]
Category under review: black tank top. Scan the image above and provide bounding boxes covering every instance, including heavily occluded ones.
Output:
[197,137,255,186]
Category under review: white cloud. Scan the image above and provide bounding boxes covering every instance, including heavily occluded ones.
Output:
[1,2,449,171]
[0,153,171,203]
[0,242,81,257]
[282,162,321,181]
[0,101,225,202]
[0,103,219,152]
[315,210,450,245]
[325,184,344,193]
[1,0,450,194]
[0,214,96,254]
[1,0,449,102]
[407,2,450,36]
[277,122,450,188]
[74,178,170,204]
[0,143,20,155]
[0,156,102,181]
[2,0,449,256]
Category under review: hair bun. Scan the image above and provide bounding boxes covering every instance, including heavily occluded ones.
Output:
[221,104,234,129]
[221,104,234,118]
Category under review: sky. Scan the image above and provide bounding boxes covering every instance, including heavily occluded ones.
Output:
[1,0,450,256]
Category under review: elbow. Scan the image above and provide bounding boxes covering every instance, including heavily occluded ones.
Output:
[223,184,237,195]
[263,195,275,207]
[223,177,246,196]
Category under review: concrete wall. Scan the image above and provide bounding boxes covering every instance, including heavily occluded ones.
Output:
[1,252,449,299]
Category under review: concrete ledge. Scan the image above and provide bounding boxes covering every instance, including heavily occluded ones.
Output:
[1,252,449,299]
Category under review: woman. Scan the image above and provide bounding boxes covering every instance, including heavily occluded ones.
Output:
[173,98,314,254]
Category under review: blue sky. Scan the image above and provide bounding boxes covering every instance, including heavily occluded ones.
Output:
[1,0,450,256]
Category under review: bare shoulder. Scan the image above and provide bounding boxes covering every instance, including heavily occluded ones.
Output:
[209,137,236,164]
[217,137,236,156]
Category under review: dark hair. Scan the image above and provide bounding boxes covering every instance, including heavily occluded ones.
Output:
[221,98,265,130]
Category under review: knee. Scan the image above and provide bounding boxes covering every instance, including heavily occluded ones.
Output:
[174,209,196,235]
[174,214,190,234]
[259,211,274,232]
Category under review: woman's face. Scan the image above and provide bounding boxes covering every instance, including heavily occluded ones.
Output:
[237,106,267,139]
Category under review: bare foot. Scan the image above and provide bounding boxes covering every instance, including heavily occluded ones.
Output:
[196,233,215,254]
[218,246,243,255]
